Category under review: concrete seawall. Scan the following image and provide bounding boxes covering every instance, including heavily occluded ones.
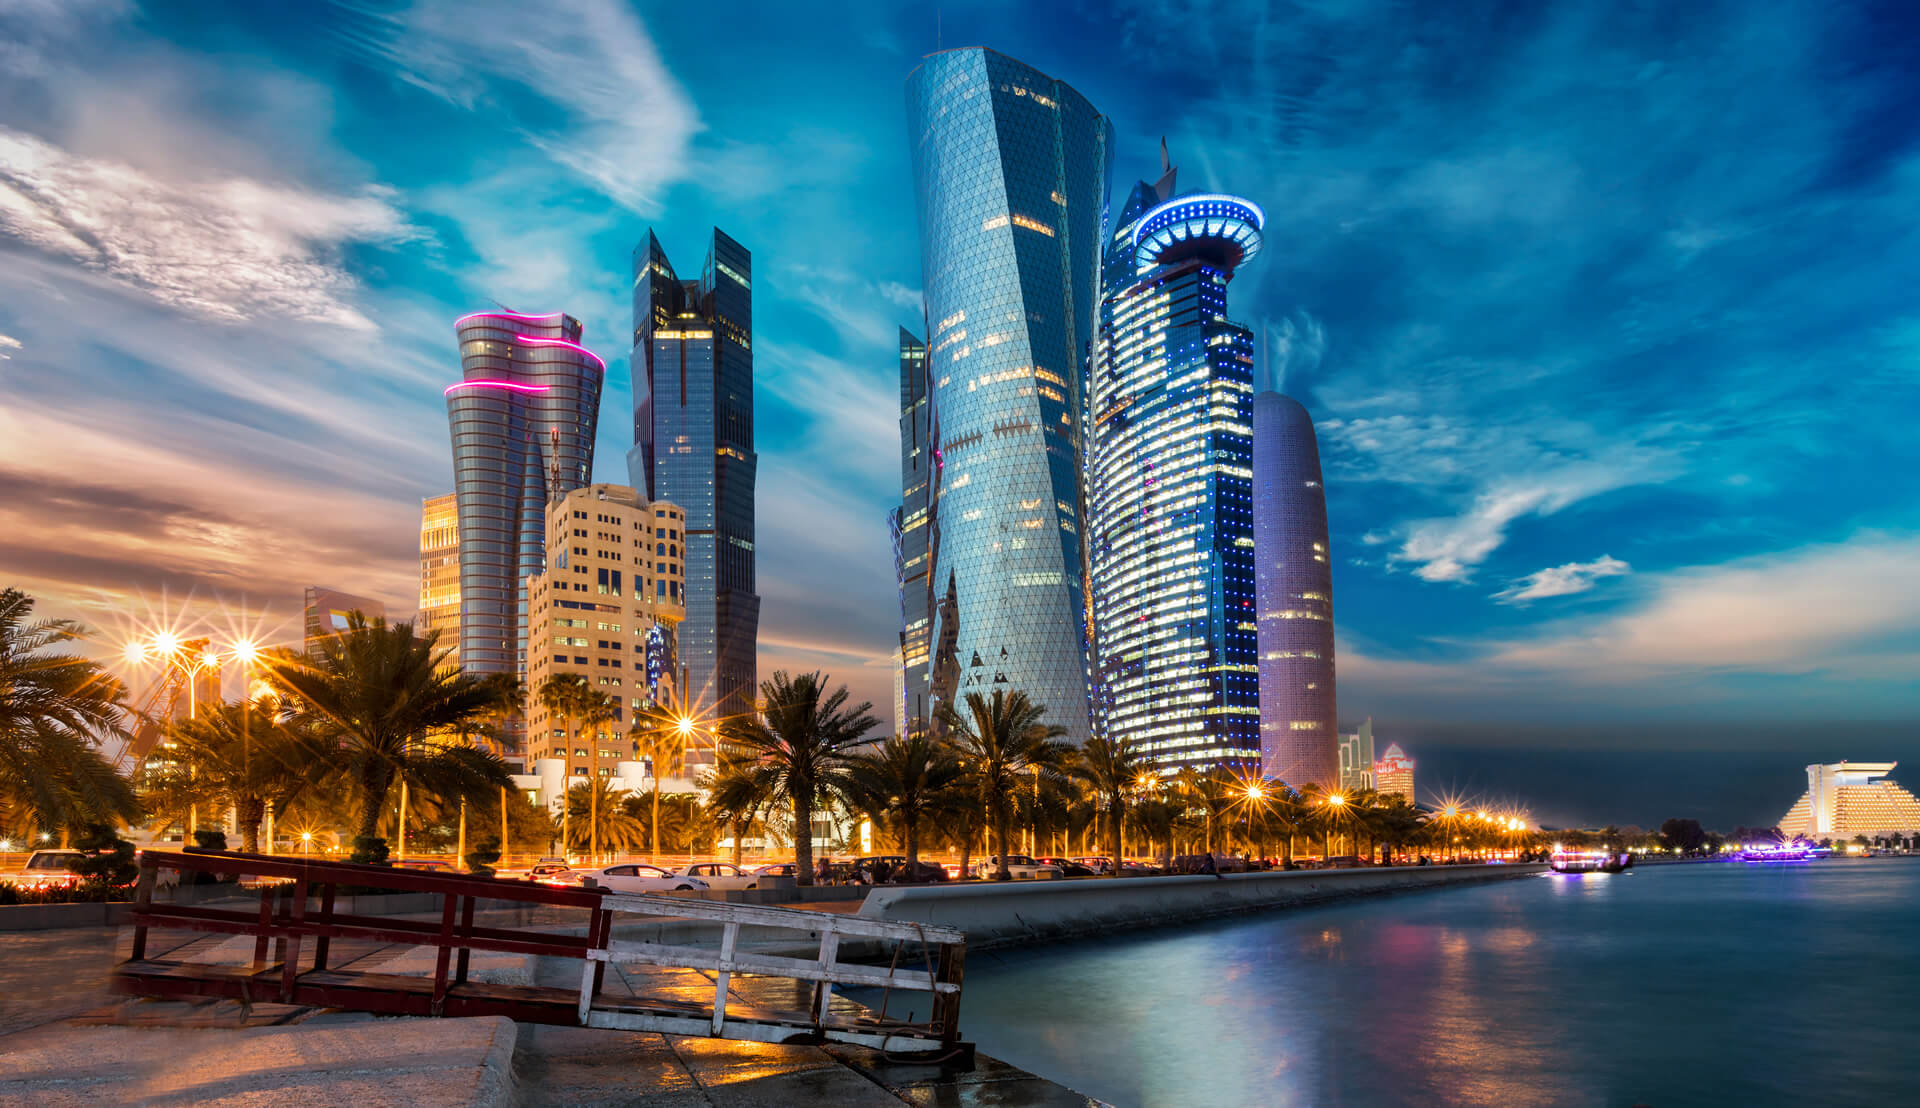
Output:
[861,863,1547,948]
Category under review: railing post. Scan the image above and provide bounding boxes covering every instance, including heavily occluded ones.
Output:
[932,940,966,1046]
[252,885,273,970]
[456,894,476,984]
[312,883,335,971]
[813,929,841,1025]
[280,879,308,1002]
[711,921,739,1036]
[431,891,457,1016]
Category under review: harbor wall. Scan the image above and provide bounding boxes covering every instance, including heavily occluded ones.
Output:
[860,863,1547,948]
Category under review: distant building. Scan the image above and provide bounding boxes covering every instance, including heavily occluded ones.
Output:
[892,328,933,731]
[1087,164,1266,771]
[902,47,1111,745]
[418,493,460,668]
[303,586,386,658]
[1778,761,1920,838]
[447,309,605,678]
[1253,392,1339,789]
[1375,742,1415,802]
[524,483,685,786]
[627,230,759,723]
[1339,719,1376,795]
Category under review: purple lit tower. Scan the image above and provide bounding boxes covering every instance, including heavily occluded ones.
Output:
[1252,392,1338,789]
[447,311,605,678]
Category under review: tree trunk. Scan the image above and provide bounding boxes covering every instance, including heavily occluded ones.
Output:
[239,796,265,854]
[1108,794,1124,877]
[357,762,392,842]
[730,819,744,867]
[957,813,974,881]
[794,791,815,886]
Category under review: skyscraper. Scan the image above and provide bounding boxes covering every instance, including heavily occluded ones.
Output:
[627,230,758,722]
[418,492,460,668]
[903,47,1111,742]
[1338,718,1376,795]
[1087,164,1266,771]
[1253,392,1338,788]
[447,311,605,677]
[893,327,933,730]
[1374,743,1415,802]
[524,483,685,783]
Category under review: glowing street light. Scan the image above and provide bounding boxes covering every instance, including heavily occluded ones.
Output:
[1327,793,1346,808]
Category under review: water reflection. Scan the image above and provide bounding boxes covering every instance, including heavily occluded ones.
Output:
[957,863,1920,1107]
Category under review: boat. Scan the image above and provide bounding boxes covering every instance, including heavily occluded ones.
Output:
[1734,843,1813,862]
[1549,849,1633,874]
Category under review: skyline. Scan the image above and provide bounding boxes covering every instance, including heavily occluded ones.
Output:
[4,1,1919,827]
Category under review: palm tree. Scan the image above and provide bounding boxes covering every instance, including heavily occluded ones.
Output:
[149,699,322,851]
[267,615,507,859]
[630,700,694,859]
[939,690,1067,882]
[0,588,138,835]
[577,690,617,861]
[537,673,591,853]
[1065,733,1155,876]
[851,733,965,876]
[705,747,771,866]
[718,671,878,886]
[562,778,647,854]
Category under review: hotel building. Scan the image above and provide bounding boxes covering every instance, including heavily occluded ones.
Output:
[447,310,605,677]
[1778,761,1920,838]
[524,483,685,784]
[1086,165,1266,770]
[628,230,759,725]
[902,47,1111,743]
[1252,391,1339,790]
[1374,743,1415,802]
[418,493,460,667]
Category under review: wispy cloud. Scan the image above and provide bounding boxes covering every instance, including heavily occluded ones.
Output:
[0,128,414,328]
[336,0,699,214]
[1494,555,1630,605]
[0,332,17,358]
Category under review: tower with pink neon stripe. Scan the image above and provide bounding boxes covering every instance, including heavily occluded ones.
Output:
[448,310,605,680]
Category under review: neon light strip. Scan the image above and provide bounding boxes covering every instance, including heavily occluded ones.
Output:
[443,380,552,396]
[1132,193,1267,246]
[514,334,606,371]
[454,310,569,330]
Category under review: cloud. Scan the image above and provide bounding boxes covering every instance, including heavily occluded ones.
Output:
[1260,310,1324,394]
[1494,555,1631,605]
[337,0,700,214]
[0,332,16,358]
[0,128,413,328]
[1387,460,1657,582]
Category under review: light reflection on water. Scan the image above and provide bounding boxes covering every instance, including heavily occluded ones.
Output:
[950,862,1920,1107]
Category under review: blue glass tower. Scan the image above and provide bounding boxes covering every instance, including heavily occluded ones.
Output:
[903,48,1111,742]
[627,230,759,721]
[893,328,934,730]
[1087,164,1266,770]
[447,311,604,676]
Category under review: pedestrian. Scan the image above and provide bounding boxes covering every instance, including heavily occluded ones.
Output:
[1199,852,1220,879]
[815,856,833,885]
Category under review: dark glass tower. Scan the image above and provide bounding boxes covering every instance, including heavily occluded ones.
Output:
[1088,171,1266,771]
[1253,391,1338,789]
[447,311,604,676]
[627,230,758,722]
[893,328,933,731]
[903,47,1111,743]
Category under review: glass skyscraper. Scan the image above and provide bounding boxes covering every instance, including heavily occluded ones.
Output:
[892,327,933,730]
[627,230,759,722]
[1253,390,1339,789]
[903,47,1111,743]
[447,311,604,676]
[1087,166,1267,771]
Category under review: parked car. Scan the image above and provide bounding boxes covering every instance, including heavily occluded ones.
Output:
[393,858,460,874]
[574,863,709,894]
[752,862,799,879]
[1036,857,1097,877]
[523,862,577,886]
[0,849,88,889]
[852,856,948,884]
[971,855,1064,880]
[670,862,759,890]
[1072,856,1115,875]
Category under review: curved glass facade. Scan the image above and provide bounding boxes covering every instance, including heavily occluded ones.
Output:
[1252,391,1338,788]
[447,311,604,676]
[904,47,1111,742]
[1088,176,1263,771]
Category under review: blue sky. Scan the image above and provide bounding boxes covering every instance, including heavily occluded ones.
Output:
[2,0,1917,822]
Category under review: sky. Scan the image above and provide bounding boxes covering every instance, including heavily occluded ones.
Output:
[2,0,1917,828]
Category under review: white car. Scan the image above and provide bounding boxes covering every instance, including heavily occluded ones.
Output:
[971,855,1065,880]
[671,862,760,890]
[574,863,709,894]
